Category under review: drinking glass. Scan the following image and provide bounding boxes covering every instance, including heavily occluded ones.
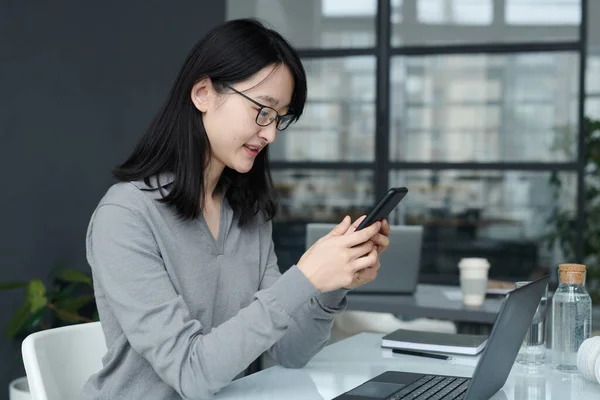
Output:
[515,281,548,365]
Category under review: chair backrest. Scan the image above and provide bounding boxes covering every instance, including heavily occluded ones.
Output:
[22,322,107,400]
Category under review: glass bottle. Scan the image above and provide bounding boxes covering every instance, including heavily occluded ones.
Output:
[551,263,592,372]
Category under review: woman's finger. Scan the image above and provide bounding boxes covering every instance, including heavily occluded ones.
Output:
[345,215,366,235]
[352,248,379,271]
[380,219,392,236]
[349,241,374,259]
[370,233,390,253]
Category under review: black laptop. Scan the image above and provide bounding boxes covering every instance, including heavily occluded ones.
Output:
[333,275,550,400]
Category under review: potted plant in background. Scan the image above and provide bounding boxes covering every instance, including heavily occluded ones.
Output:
[546,117,600,304]
[0,267,98,400]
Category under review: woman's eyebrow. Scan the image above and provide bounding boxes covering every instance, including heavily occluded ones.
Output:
[257,94,291,110]
[257,95,279,106]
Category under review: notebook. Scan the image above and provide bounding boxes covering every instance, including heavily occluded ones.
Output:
[381,328,488,355]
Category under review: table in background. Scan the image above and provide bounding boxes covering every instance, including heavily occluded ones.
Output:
[346,284,505,334]
[217,333,600,399]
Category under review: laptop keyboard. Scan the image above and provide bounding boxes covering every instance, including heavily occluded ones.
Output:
[388,375,470,400]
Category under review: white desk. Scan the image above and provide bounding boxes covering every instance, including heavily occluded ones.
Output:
[216,333,600,400]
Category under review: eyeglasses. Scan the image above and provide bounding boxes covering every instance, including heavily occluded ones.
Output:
[224,84,295,131]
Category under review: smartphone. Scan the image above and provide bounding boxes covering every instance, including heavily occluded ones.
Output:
[355,187,408,231]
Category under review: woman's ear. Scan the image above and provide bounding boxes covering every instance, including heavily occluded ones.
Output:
[190,77,213,113]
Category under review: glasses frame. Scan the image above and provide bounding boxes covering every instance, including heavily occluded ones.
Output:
[223,84,295,131]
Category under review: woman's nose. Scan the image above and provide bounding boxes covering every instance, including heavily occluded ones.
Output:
[259,123,278,144]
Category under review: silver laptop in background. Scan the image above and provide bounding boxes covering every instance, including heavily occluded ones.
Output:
[305,224,423,295]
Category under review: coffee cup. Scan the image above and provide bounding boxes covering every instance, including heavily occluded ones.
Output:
[458,258,490,307]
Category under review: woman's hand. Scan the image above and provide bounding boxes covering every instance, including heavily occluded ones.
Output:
[341,216,391,290]
[347,215,391,254]
[296,216,381,293]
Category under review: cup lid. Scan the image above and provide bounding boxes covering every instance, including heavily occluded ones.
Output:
[458,258,490,268]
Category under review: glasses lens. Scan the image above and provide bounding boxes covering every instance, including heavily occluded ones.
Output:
[277,114,295,131]
[256,107,277,126]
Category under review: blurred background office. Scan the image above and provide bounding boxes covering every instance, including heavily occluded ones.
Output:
[229,0,600,290]
[1,1,599,399]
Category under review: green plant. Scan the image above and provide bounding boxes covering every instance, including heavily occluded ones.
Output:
[0,268,98,339]
[547,117,600,303]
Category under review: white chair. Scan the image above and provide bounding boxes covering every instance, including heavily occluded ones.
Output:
[21,322,107,400]
[332,311,456,340]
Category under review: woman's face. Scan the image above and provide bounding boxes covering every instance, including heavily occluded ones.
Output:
[191,64,294,174]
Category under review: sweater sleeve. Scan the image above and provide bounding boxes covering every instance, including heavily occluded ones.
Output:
[86,205,318,400]
[259,221,349,368]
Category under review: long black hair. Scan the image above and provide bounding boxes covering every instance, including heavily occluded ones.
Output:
[113,19,307,226]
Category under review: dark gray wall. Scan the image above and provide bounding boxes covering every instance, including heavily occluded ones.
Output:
[0,1,225,398]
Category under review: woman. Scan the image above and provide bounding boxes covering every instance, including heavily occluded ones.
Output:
[83,19,390,400]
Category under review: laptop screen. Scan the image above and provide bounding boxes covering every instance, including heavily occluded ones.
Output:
[464,275,549,400]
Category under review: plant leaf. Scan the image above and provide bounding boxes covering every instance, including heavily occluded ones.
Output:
[53,282,78,302]
[0,282,27,290]
[25,307,48,332]
[6,303,31,339]
[26,279,47,314]
[58,269,93,287]
[56,295,94,312]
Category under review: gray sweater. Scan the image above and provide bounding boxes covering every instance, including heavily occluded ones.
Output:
[81,174,348,400]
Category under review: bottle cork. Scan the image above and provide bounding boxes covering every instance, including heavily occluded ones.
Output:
[559,263,587,285]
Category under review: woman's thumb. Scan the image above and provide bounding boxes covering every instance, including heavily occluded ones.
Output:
[333,215,351,235]
[324,216,351,239]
